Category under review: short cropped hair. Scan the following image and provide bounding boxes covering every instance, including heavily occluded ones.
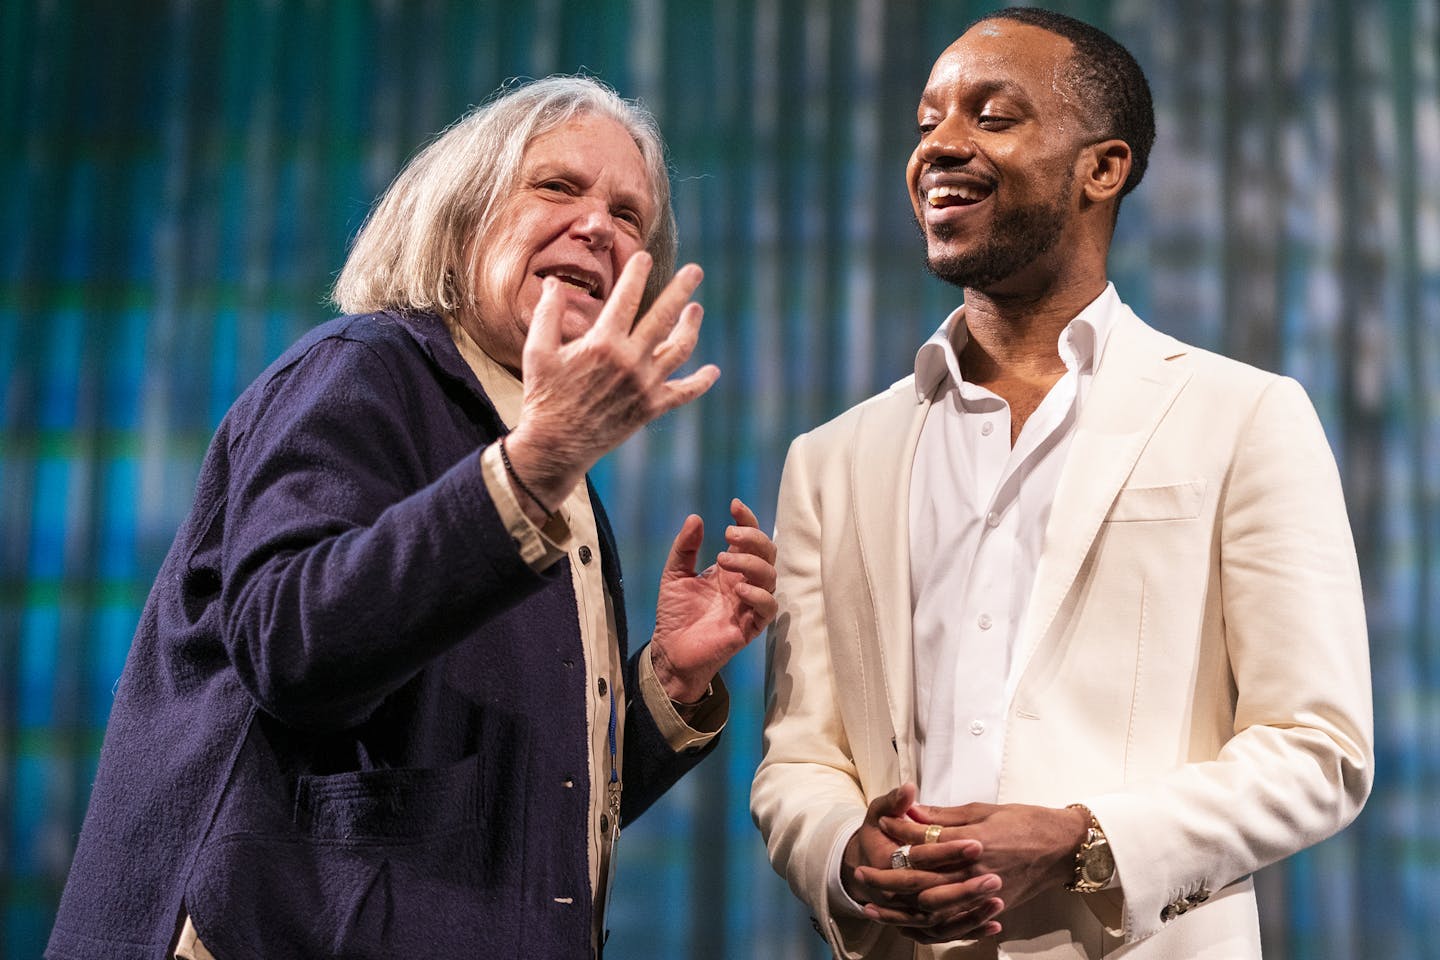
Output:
[332,75,677,317]
[977,7,1155,199]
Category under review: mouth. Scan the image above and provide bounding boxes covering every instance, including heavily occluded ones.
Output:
[536,266,604,300]
[924,181,993,209]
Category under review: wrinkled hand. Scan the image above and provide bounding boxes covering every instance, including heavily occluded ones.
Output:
[649,499,777,702]
[872,801,1089,942]
[845,785,1002,943]
[504,252,718,518]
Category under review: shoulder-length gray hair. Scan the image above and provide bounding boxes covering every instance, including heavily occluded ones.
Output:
[332,75,677,317]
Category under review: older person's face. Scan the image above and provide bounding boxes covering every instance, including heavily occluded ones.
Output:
[470,114,656,373]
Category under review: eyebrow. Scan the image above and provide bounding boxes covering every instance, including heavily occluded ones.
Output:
[920,79,1036,110]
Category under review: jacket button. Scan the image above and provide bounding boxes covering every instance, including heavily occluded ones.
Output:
[597,677,608,696]
[579,545,593,564]
[600,813,610,834]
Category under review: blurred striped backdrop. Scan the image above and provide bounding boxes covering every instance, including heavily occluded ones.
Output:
[1,1,1436,957]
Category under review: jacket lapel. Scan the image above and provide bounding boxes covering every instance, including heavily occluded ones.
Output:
[851,383,932,782]
[1012,309,1192,690]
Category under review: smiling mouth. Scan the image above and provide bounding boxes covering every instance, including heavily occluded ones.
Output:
[537,267,603,299]
[926,183,992,208]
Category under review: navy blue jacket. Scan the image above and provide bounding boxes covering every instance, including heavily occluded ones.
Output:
[46,311,716,960]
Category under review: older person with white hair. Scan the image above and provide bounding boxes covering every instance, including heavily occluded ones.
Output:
[47,76,775,960]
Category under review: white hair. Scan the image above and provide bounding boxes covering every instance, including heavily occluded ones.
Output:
[332,75,677,317]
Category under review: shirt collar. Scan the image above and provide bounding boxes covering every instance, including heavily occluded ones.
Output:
[913,281,1124,400]
[442,314,525,428]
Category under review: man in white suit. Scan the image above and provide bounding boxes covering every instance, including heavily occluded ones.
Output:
[751,8,1373,959]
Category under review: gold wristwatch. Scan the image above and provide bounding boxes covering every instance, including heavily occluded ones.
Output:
[1065,804,1115,894]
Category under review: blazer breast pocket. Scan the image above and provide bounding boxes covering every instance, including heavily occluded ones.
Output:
[1106,480,1207,522]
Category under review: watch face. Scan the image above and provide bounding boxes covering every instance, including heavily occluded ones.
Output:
[1082,840,1115,883]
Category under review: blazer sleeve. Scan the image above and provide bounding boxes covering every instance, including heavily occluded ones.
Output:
[751,432,902,960]
[1084,375,1374,942]
[218,334,560,732]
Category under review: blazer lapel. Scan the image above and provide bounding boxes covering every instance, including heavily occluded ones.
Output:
[851,383,932,782]
[1012,310,1193,690]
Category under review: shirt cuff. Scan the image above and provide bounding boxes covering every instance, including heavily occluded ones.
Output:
[637,644,728,752]
[479,442,570,571]
[826,813,869,918]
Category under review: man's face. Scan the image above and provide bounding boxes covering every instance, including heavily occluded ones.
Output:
[906,21,1089,293]
[471,114,656,370]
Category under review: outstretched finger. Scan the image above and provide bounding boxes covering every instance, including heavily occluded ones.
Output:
[654,363,720,417]
[522,277,567,377]
[715,550,775,587]
[593,251,654,339]
[662,514,705,582]
[729,498,761,528]
[725,515,776,566]
[651,300,706,378]
[633,263,704,348]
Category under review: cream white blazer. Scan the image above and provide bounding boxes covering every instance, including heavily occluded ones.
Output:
[751,307,1373,959]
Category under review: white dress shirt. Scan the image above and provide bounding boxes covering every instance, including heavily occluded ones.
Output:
[910,284,1119,805]
[826,283,1122,913]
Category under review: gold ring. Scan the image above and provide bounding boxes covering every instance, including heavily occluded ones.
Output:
[924,823,943,844]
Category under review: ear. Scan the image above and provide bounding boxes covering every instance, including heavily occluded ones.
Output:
[1079,138,1132,206]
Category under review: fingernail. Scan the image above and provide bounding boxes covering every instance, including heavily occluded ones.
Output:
[981,876,1001,892]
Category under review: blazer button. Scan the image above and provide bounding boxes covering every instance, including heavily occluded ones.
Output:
[600,813,610,834]
[597,677,608,696]
[579,545,593,564]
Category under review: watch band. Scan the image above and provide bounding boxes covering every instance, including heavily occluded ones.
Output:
[1065,803,1111,893]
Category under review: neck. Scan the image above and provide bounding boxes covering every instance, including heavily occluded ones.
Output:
[957,274,1106,382]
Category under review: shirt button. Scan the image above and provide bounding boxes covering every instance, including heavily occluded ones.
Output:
[977,613,993,630]
[969,720,986,736]
[597,677,608,696]
[579,544,593,564]
[600,813,611,834]
[981,421,994,436]
[986,511,1000,527]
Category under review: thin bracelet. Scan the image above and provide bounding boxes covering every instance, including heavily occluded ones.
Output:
[498,435,555,518]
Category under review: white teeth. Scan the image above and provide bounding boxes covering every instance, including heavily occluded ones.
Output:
[927,184,988,205]
[546,270,597,295]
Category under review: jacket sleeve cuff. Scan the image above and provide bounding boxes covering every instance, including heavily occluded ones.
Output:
[825,813,868,918]
[638,644,728,752]
[479,442,570,571]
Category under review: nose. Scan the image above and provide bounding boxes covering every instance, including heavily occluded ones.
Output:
[569,199,615,250]
[916,117,976,166]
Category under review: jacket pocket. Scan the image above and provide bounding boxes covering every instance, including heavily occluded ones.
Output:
[294,754,482,841]
[1106,480,1206,522]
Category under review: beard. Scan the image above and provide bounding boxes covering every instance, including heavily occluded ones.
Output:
[922,178,1070,291]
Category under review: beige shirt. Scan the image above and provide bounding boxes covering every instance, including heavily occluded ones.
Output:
[175,317,724,959]
[447,318,725,945]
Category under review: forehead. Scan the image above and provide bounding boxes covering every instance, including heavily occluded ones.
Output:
[522,115,652,196]
[920,20,1077,109]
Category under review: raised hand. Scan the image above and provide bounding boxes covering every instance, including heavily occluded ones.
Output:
[649,499,778,703]
[503,252,718,517]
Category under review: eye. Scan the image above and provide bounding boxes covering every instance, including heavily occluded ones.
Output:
[613,207,644,230]
[977,113,1016,130]
[539,179,577,195]
[917,120,939,138]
